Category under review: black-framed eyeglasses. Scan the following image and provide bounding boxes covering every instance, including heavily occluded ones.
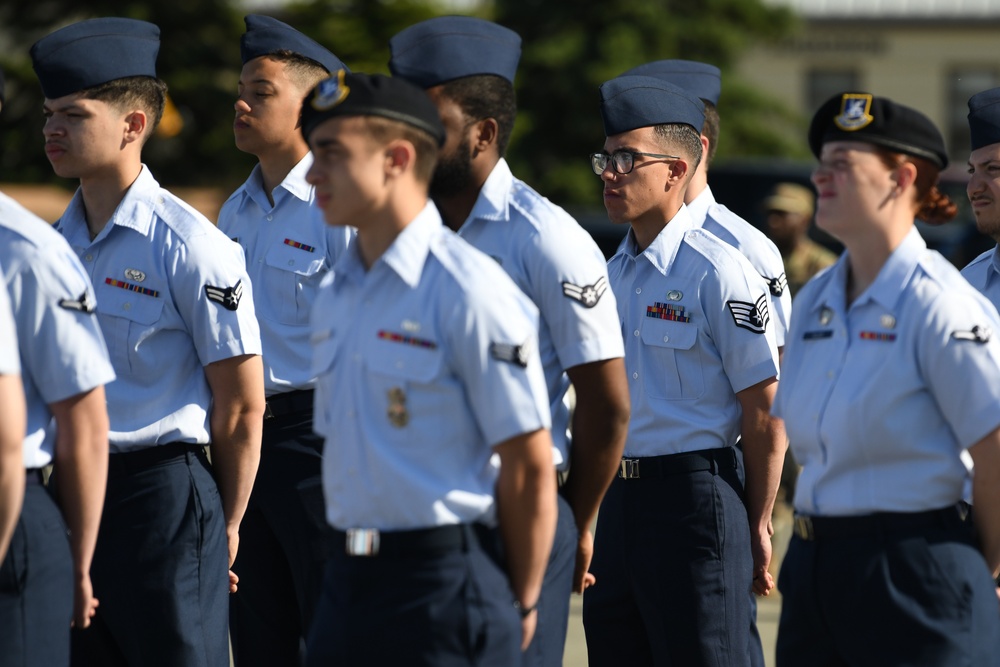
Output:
[590,150,679,175]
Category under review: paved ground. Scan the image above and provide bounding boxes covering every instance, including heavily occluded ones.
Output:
[562,502,794,666]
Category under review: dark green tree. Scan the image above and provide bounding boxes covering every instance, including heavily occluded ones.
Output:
[493,0,803,209]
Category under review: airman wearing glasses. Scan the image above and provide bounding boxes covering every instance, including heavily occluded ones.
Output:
[583,75,785,667]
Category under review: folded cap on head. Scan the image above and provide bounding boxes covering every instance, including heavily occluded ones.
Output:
[599,74,705,137]
[808,92,947,168]
[763,183,815,216]
[622,60,721,106]
[968,87,1000,152]
[301,70,445,147]
[241,15,346,73]
[31,17,160,99]
[388,16,521,88]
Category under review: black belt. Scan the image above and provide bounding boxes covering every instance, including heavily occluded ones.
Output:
[332,523,491,558]
[108,443,203,475]
[26,469,43,485]
[617,446,737,480]
[264,389,314,420]
[792,504,970,541]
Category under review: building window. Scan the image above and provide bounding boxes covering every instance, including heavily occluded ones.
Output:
[949,68,1000,159]
[806,69,860,114]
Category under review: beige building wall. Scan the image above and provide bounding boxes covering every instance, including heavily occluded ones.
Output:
[736,21,1000,158]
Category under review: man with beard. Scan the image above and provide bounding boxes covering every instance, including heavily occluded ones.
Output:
[964,87,1000,307]
[217,16,353,666]
[389,16,629,667]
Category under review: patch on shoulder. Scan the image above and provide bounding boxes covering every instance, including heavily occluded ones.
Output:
[768,273,787,297]
[490,339,532,367]
[952,325,991,344]
[727,295,769,334]
[58,291,95,313]
[205,279,243,311]
[562,276,608,308]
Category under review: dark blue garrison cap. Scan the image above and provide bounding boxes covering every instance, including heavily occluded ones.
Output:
[599,75,705,137]
[301,70,445,147]
[968,88,1000,151]
[388,16,521,88]
[623,60,721,106]
[31,18,159,100]
[241,15,346,73]
[809,92,947,168]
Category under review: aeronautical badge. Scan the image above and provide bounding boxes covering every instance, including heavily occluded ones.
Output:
[666,290,683,301]
[58,291,95,313]
[880,314,896,329]
[834,93,875,131]
[562,276,608,308]
[205,279,243,311]
[952,325,992,344]
[768,274,788,298]
[387,387,409,428]
[312,69,350,110]
[819,307,834,325]
[727,295,770,334]
[124,268,146,282]
[490,340,531,367]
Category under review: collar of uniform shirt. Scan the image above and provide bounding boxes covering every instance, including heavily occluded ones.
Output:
[376,201,441,288]
[466,157,514,225]
[620,204,695,275]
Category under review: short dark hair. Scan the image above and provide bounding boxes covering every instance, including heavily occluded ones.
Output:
[437,74,516,156]
[81,75,168,145]
[261,50,330,92]
[653,123,703,177]
[701,100,719,167]
[363,115,439,184]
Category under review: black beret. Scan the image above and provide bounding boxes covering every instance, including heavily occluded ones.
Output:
[599,75,705,137]
[31,18,159,100]
[389,16,521,88]
[622,60,721,106]
[968,87,1000,152]
[808,92,947,168]
[241,15,346,74]
[301,70,445,147]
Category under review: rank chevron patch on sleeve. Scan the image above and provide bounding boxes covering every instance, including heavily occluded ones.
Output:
[561,276,608,308]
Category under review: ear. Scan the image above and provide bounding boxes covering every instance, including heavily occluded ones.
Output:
[122,110,148,145]
[384,140,415,178]
[665,158,690,187]
[471,117,499,153]
[893,160,918,193]
[700,133,710,154]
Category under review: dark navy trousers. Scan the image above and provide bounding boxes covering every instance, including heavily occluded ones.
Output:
[230,410,334,667]
[305,525,521,666]
[70,444,228,667]
[0,478,73,667]
[777,511,1000,666]
[583,453,760,666]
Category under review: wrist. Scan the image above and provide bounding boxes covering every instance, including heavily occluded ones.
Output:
[513,599,538,619]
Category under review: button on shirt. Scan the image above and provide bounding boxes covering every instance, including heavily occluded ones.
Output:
[217,154,352,396]
[456,159,624,469]
[311,203,550,531]
[773,228,1000,516]
[0,192,115,468]
[687,186,791,346]
[609,205,779,458]
[56,167,261,452]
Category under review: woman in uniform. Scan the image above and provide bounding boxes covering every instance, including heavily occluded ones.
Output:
[773,92,1000,666]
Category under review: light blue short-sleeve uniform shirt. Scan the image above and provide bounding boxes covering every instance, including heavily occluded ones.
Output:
[0,263,17,377]
[608,205,780,458]
[56,167,262,452]
[0,192,116,468]
[961,245,1000,310]
[311,203,551,531]
[457,159,624,469]
[774,229,1000,516]
[217,153,352,397]
[687,186,791,347]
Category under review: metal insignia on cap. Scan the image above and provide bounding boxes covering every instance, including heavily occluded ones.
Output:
[834,93,874,132]
[312,69,349,111]
[124,268,146,282]
[819,307,833,325]
[666,290,683,301]
[880,314,896,329]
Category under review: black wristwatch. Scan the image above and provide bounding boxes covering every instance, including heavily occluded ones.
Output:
[513,600,537,619]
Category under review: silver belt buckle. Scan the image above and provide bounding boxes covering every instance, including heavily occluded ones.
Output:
[345,528,380,556]
[793,515,815,541]
[618,458,640,479]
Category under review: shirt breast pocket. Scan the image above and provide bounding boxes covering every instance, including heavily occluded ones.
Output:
[365,346,447,435]
[640,320,704,400]
[95,284,165,374]
[262,243,327,326]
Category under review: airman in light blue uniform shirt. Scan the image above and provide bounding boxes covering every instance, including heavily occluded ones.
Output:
[0,270,16,374]
[218,155,351,395]
[58,167,262,450]
[312,201,550,530]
